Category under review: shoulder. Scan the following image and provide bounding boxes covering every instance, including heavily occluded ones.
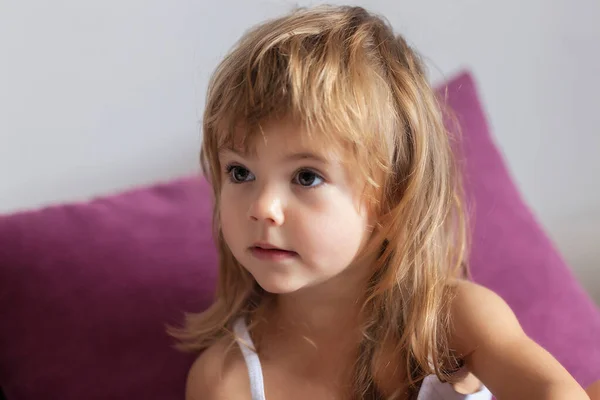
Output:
[185,337,251,400]
[448,279,523,357]
[446,277,588,398]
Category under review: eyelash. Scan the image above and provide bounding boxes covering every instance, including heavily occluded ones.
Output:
[224,163,253,183]
[223,163,325,189]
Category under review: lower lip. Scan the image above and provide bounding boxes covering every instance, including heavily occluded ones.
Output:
[250,247,297,261]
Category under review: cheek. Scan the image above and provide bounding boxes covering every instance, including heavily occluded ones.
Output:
[219,189,245,246]
[299,195,370,265]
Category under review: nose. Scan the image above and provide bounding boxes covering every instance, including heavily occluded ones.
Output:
[247,184,285,226]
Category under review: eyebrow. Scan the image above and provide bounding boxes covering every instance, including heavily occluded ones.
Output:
[220,149,330,164]
[284,152,329,164]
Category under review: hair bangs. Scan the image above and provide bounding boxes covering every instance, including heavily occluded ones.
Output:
[203,9,396,178]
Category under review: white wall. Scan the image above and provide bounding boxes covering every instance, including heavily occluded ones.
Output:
[1,0,599,301]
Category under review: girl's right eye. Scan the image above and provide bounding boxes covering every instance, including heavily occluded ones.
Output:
[225,164,255,183]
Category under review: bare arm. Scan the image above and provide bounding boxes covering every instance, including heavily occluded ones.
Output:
[450,281,589,400]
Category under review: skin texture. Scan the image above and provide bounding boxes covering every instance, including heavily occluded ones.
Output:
[219,118,374,297]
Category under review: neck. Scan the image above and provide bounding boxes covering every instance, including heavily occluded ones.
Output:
[272,258,373,341]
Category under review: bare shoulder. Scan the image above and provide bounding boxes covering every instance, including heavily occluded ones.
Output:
[446,280,587,398]
[186,337,251,400]
[448,279,523,356]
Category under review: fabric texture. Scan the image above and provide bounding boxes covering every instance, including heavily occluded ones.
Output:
[0,178,217,399]
[451,73,600,387]
[0,71,598,399]
[233,318,267,400]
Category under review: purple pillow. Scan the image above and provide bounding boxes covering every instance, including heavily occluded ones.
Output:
[0,72,598,399]
[0,177,217,399]
[448,72,600,386]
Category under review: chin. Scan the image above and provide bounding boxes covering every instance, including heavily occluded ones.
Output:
[252,273,307,294]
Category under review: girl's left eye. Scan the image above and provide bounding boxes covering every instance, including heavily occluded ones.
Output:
[293,169,324,188]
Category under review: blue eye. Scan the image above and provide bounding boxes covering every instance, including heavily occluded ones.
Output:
[294,169,324,187]
[226,164,255,183]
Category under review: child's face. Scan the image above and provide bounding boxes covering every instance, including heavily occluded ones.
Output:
[218,118,375,294]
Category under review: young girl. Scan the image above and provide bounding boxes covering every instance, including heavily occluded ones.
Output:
[172,5,598,399]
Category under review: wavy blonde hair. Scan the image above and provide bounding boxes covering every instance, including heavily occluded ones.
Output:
[171,5,468,399]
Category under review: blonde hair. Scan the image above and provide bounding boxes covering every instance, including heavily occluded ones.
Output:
[170,5,468,399]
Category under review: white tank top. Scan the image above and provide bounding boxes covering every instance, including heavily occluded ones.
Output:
[233,318,492,400]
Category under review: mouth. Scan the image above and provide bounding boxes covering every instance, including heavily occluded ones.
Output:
[249,243,298,261]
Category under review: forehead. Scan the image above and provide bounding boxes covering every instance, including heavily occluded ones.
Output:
[221,117,349,162]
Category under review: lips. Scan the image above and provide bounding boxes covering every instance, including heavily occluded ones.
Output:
[249,243,297,261]
[251,242,291,251]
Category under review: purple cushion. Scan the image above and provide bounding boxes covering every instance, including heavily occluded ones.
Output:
[448,72,600,386]
[0,71,598,399]
[0,178,217,399]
